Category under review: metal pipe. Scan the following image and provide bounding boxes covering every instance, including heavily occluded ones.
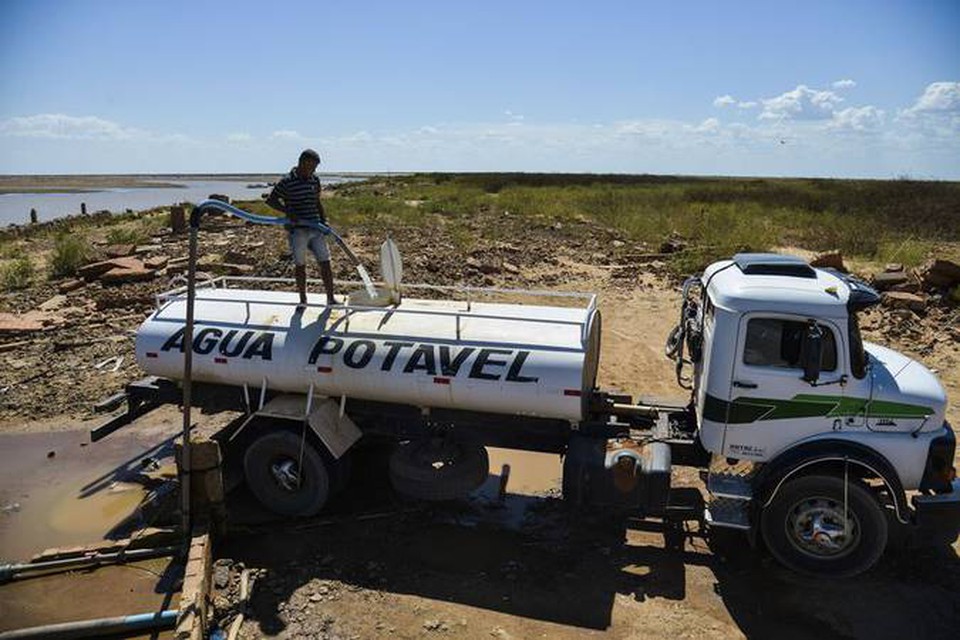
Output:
[180,219,200,539]
[610,403,662,417]
[191,199,361,266]
[497,464,511,503]
[0,545,181,584]
[0,610,177,640]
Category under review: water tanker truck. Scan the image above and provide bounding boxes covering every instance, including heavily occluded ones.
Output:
[98,204,960,577]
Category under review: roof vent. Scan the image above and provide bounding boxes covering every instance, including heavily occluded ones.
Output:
[733,253,816,279]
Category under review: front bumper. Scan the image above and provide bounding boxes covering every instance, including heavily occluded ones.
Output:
[912,479,960,546]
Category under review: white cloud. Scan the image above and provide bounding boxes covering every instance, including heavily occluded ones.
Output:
[896,82,960,140]
[831,106,884,131]
[713,95,736,107]
[905,81,960,113]
[760,85,845,120]
[504,110,525,121]
[352,130,374,142]
[1,89,957,178]
[693,117,721,133]
[832,79,856,89]
[614,119,674,139]
[0,113,143,140]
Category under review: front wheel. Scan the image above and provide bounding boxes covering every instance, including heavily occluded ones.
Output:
[761,474,887,577]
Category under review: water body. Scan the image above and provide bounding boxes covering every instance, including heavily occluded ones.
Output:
[0,176,356,226]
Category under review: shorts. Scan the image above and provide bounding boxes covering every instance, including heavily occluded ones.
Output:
[287,227,330,266]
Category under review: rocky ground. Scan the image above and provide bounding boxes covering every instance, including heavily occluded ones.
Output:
[1,197,960,639]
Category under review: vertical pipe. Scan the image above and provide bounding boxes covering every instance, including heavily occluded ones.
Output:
[180,222,199,538]
[497,464,511,503]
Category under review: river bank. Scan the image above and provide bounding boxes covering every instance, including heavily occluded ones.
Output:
[0,173,367,225]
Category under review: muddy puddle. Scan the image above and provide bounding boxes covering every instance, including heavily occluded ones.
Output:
[486,447,562,495]
[0,556,180,635]
[0,426,182,637]
[0,428,178,561]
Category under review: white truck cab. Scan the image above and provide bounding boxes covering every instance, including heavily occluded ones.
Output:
[673,254,959,575]
[696,254,946,472]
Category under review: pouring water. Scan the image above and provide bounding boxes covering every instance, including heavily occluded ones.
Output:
[356,264,378,299]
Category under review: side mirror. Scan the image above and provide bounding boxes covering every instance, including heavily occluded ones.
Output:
[801,321,822,384]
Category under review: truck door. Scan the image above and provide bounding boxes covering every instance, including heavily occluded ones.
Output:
[723,314,844,461]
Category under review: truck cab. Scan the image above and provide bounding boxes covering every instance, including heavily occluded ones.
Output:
[683,254,958,575]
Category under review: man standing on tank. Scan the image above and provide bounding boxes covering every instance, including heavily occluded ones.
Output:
[266,149,337,307]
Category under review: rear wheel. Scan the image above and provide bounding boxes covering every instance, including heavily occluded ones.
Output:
[243,430,331,517]
[761,474,887,577]
[389,438,489,501]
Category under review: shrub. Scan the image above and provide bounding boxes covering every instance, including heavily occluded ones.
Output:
[874,237,931,268]
[51,232,90,278]
[106,225,147,245]
[1,255,34,290]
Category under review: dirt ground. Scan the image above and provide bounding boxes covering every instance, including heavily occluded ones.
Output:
[1,208,959,638]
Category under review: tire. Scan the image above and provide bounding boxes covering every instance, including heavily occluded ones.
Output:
[243,430,331,517]
[389,439,489,501]
[562,435,604,507]
[761,474,887,577]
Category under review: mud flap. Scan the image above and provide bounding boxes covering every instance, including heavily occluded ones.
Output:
[308,399,362,460]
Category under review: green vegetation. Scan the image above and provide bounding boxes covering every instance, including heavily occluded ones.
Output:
[3,175,956,282]
[873,237,933,268]
[103,212,167,245]
[271,173,958,274]
[0,251,35,290]
[50,231,91,278]
[105,225,148,245]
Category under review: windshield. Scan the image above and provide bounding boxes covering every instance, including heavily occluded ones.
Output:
[849,312,868,378]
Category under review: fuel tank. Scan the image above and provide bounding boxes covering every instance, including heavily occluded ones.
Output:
[135,285,602,422]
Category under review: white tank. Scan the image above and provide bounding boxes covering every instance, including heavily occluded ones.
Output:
[135,283,602,422]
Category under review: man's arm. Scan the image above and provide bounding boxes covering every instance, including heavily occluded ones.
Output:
[265,181,288,217]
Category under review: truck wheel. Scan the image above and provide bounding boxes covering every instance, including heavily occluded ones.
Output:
[761,474,887,577]
[243,431,331,517]
[389,438,489,501]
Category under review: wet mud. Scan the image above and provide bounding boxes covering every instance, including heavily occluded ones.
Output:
[0,425,181,636]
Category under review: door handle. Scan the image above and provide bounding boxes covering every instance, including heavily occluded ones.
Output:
[733,380,758,389]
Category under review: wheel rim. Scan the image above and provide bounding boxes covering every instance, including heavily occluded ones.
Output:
[270,456,302,492]
[785,495,860,559]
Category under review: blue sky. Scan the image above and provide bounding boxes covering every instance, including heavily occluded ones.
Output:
[1,0,957,178]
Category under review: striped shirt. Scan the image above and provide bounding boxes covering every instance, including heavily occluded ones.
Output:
[269,168,325,226]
